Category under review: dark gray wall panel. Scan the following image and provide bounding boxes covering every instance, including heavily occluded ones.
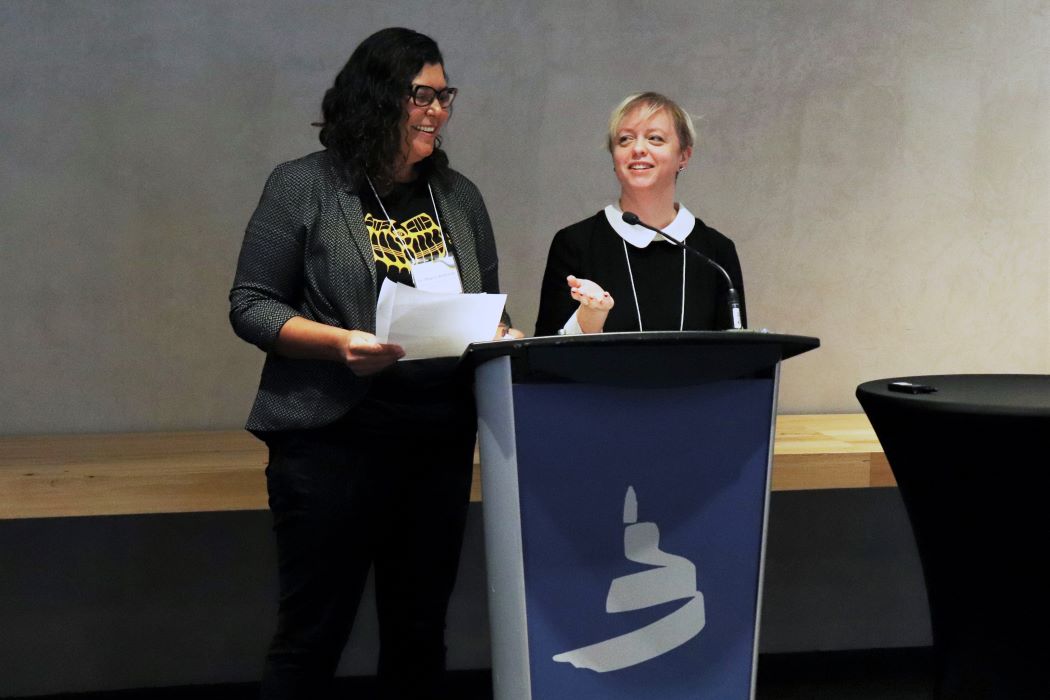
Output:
[0,493,929,696]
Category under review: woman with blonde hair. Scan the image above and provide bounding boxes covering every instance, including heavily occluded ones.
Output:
[535,92,746,335]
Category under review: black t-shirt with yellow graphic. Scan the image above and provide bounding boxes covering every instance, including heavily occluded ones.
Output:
[364,179,450,294]
[351,177,474,435]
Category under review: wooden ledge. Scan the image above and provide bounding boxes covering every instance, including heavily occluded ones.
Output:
[772,414,893,490]
[0,414,889,520]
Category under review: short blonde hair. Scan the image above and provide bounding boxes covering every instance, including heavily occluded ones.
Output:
[606,92,696,154]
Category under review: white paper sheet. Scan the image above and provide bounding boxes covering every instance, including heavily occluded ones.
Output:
[375,279,507,360]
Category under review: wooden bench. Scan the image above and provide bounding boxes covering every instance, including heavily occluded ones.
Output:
[0,414,889,520]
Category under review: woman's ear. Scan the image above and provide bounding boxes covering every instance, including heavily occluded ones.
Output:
[679,145,693,171]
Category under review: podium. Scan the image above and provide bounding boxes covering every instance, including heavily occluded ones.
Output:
[464,331,818,700]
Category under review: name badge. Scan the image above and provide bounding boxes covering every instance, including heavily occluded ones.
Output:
[411,256,463,293]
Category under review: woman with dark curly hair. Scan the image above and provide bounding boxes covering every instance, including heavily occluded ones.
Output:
[230,27,510,699]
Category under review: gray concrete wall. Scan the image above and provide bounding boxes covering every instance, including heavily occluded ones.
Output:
[2,0,1047,434]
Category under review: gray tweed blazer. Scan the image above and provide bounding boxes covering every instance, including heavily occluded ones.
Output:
[229,150,501,432]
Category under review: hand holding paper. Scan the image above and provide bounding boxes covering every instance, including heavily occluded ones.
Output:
[375,280,508,360]
[342,330,404,375]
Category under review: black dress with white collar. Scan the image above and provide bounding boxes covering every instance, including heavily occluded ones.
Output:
[535,207,746,336]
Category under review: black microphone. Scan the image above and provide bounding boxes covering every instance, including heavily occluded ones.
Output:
[621,211,744,330]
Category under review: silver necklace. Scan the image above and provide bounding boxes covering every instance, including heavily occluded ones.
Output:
[365,175,448,264]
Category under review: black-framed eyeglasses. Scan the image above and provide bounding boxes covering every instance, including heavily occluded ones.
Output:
[408,84,458,108]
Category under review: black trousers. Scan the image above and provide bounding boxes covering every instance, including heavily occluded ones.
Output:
[259,419,475,700]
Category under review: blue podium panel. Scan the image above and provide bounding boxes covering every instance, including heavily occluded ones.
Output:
[512,379,775,700]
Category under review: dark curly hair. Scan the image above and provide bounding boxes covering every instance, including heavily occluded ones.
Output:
[317,27,450,193]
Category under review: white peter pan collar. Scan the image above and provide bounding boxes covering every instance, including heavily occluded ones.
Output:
[604,204,696,248]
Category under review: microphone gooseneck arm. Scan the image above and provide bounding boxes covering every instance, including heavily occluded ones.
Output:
[621,211,744,330]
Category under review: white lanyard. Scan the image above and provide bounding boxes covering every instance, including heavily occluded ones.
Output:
[365,175,449,264]
[622,238,686,332]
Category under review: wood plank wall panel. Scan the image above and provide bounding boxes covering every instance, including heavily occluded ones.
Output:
[0,415,890,519]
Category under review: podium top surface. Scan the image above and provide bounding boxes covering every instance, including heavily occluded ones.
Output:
[466,331,818,363]
[463,331,819,385]
[857,374,1050,418]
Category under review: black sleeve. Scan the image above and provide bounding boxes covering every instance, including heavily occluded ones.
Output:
[228,164,307,351]
[535,228,583,336]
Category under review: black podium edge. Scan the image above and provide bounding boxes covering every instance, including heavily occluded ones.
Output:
[462,330,820,369]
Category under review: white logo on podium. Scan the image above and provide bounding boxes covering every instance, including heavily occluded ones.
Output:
[552,486,707,672]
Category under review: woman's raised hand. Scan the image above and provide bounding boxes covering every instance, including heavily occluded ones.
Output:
[567,275,614,333]
[568,275,614,310]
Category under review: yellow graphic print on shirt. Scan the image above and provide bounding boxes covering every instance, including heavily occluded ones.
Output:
[365,212,446,274]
